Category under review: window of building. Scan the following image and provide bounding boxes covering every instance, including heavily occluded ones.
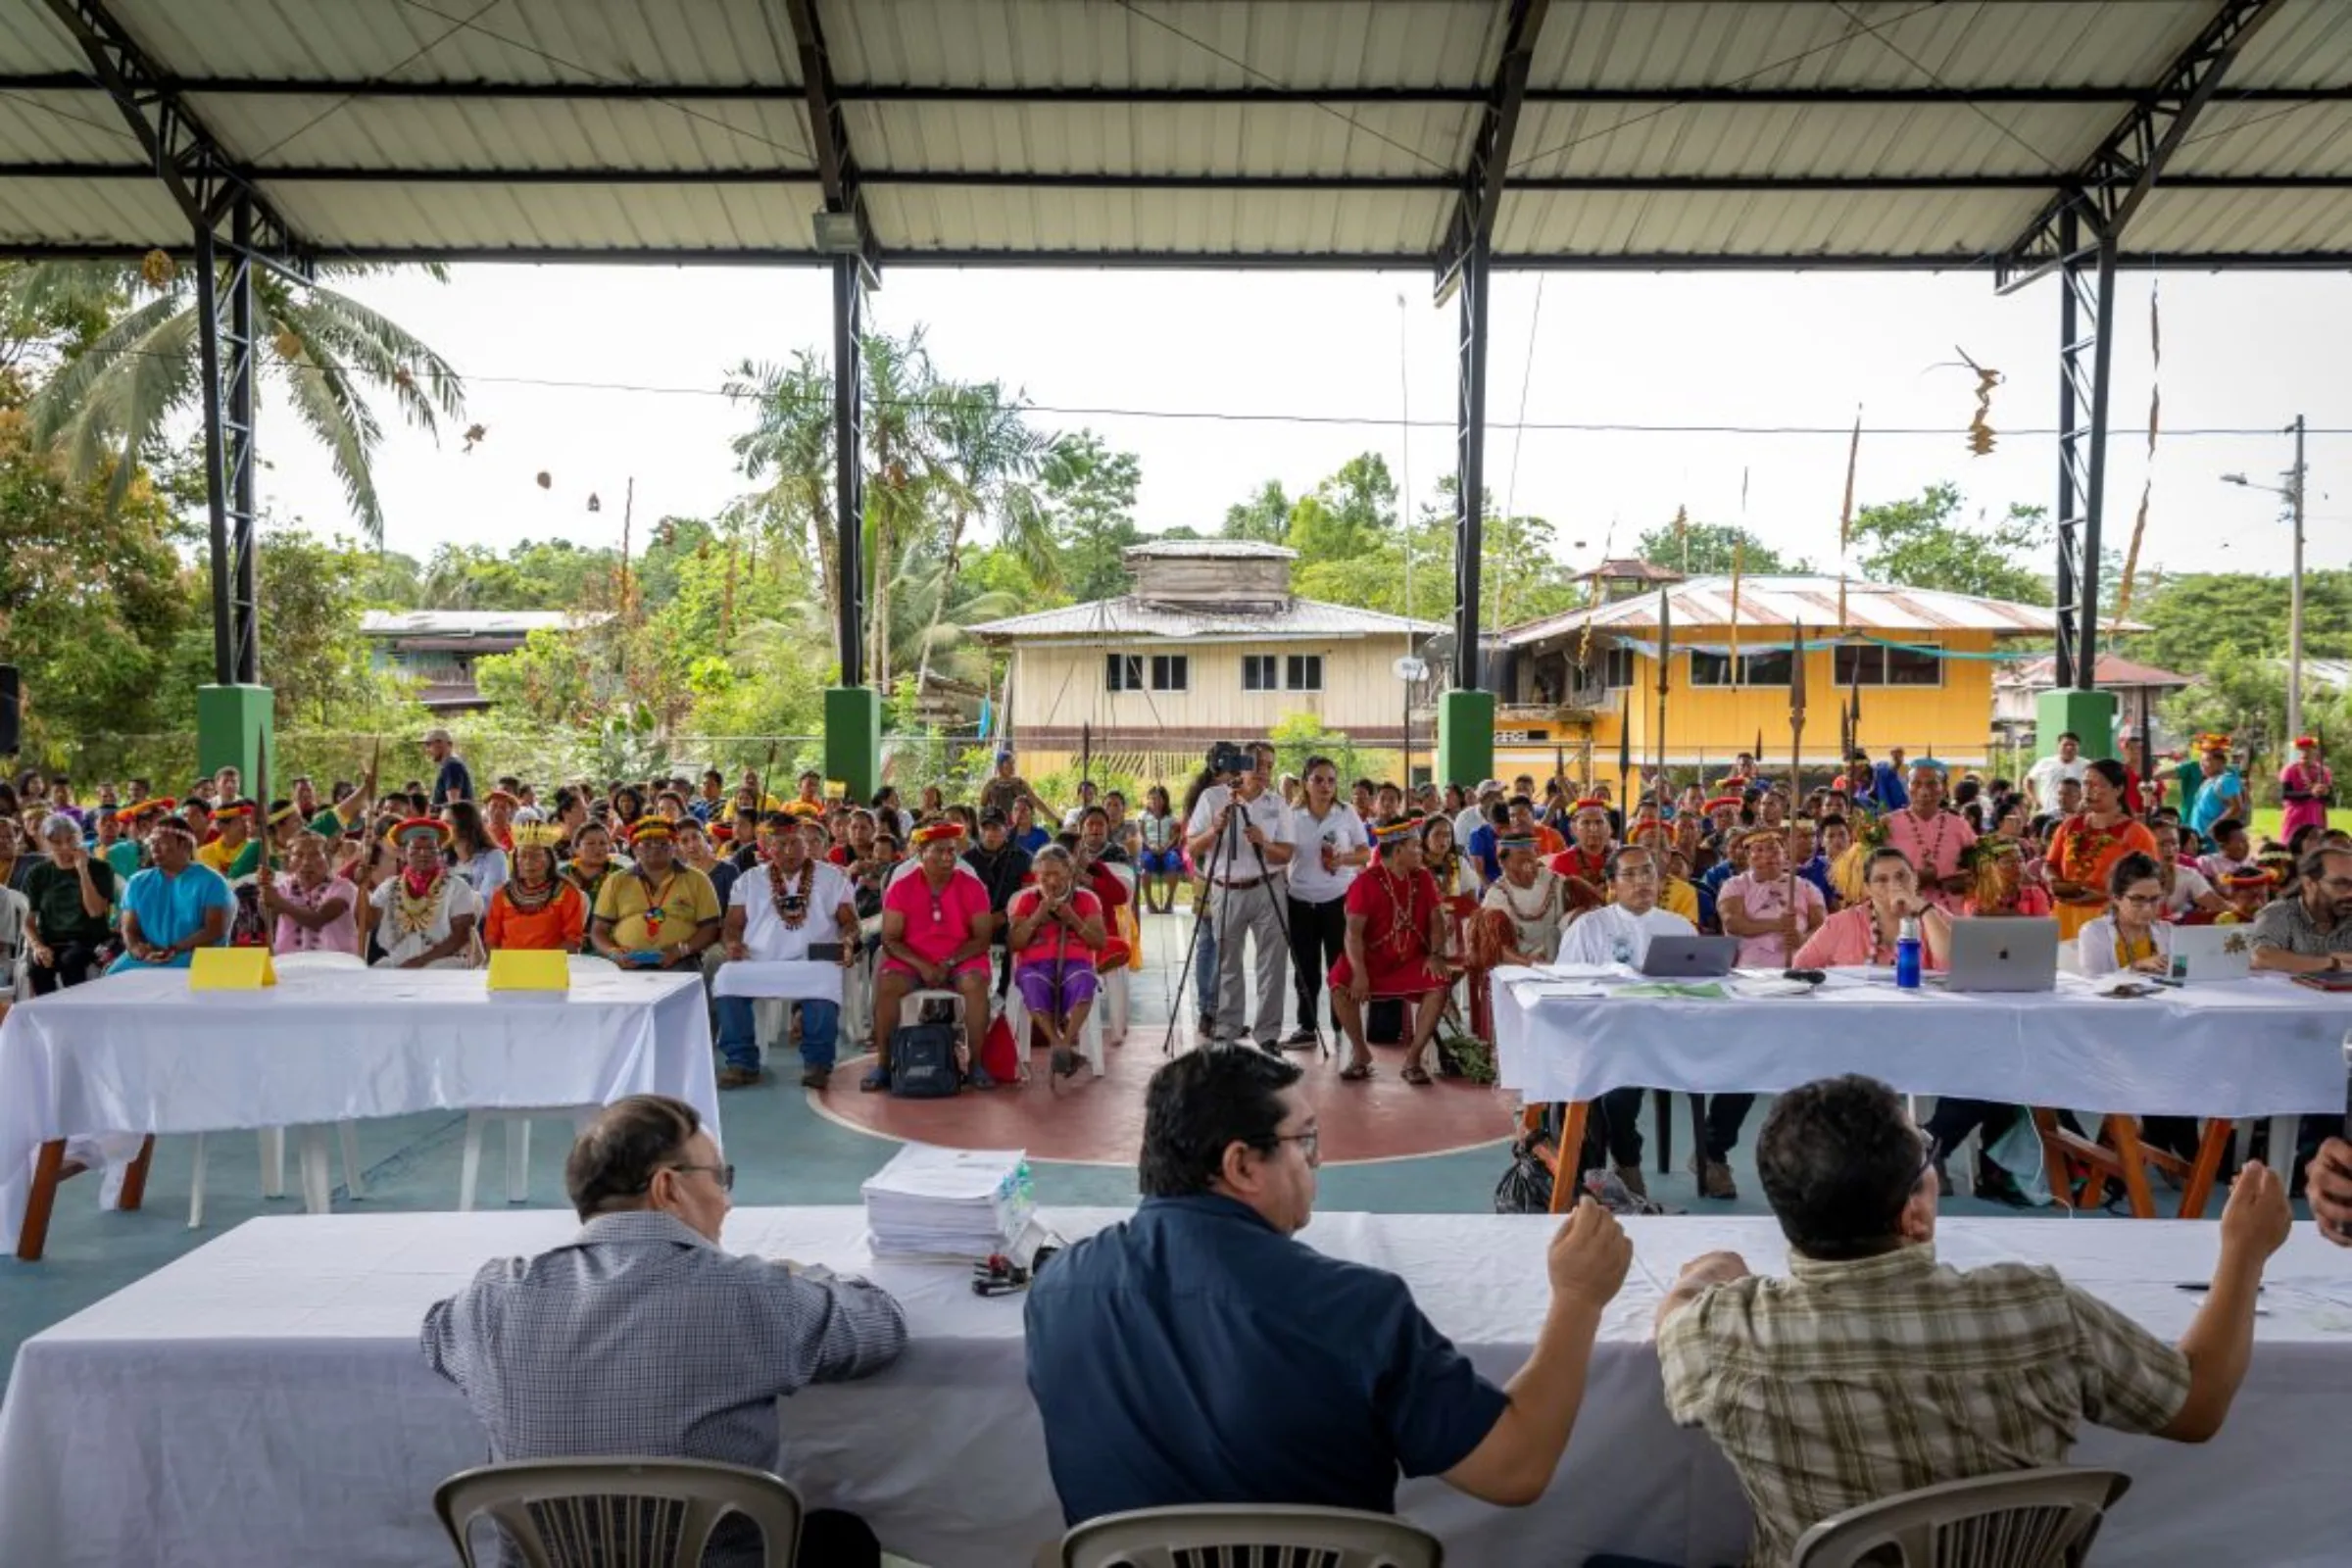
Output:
[1151,654,1189,692]
[1689,649,1791,686]
[1832,645,1883,686]
[1243,655,1279,691]
[1285,654,1323,691]
[1105,654,1144,692]
[1831,644,1943,687]
[1600,647,1637,690]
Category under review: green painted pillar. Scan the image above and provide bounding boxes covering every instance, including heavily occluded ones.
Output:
[1437,689,1495,788]
[195,684,273,792]
[2036,688,2117,761]
[824,686,881,802]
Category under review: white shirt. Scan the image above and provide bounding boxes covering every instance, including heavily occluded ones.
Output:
[368,873,482,967]
[1185,784,1295,886]
[2164,863,2215,918]
[731,860,856,961]
[2025,754,2086,808]
[1286,804,1370,904]
[1554,901,1697,967]
[1454,804,1493,851]
[2076,913,2171,978]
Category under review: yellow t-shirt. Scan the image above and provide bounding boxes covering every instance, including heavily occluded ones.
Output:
[1611,877,1701,924]
[197,837,260,878]
[593,866,721,951]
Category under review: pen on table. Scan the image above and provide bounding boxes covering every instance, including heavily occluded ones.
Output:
[2174,1283,2262,1293]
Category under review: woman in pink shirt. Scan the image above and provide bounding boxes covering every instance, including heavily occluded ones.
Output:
[867,821,998,1093]
[258,831,360,955]
[1004,845,1108,1081]
[1718,827,1826,968]
[1793,847,1950,971]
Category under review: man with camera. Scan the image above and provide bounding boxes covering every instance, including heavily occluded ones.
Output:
[1186,740,1296,1050]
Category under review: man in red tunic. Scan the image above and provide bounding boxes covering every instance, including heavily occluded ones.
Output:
[1329,816,1453,1086]
[1546,798,1616,912]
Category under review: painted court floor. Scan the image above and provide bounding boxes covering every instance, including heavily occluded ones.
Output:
[0,910,2248,1393]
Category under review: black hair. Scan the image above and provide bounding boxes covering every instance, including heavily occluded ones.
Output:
[2302,845,2352,890]
[2107,852,2163,898]
[1756,1075,1929,1260]
[2211,816,2247,843]
[443,800,492,858]
[1863,845,1917,883]
[565,1095,701,1221]
[1138,1049,1303,1198]
[2057,730,2082,745]
[2085,758,2130,792]
[1605,844,1657,879]
[1081,805,1110,826]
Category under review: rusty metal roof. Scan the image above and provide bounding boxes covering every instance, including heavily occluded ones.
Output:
[1501,572,2148,642]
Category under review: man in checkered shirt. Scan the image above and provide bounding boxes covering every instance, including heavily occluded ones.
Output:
[422,1095,907,1567]
[1649,1074,2289,1568]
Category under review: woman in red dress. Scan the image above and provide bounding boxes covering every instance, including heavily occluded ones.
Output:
[1329,816,1454,1086]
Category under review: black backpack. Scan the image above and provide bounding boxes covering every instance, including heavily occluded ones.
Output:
[890,993,963,1099]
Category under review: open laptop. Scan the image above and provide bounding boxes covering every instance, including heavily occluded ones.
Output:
[1638,935,1740,978]
[2166,923,2254,983]
[1938,916,2060,993]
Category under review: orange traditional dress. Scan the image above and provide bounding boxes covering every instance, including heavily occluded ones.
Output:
[484,877,586,951]
[2042,811,2159,941]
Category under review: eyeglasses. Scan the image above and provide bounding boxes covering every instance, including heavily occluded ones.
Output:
[663,1161,735,1194]
[1914,1136,1937,1190]
[1269,1129,1321,1166]
[2117,892,2165,907]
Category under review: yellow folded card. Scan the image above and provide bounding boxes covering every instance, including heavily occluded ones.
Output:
[487,950,570,992]
[190,948,275,990]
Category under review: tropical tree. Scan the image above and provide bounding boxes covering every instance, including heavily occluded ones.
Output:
[1,261,466,544]
[1848,483,2053,605]
[1636,519,1802,576]
[910,379,1053,702]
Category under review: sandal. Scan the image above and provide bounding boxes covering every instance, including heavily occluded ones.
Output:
[1400,1065,1434,1086]
[1339,1059,1374,1081]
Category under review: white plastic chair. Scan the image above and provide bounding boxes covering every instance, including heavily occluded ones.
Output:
[1057,1503,1442,1568]
[457,952,612,1210]
[189,950,370,1227]
[1788,1466,2131,1568]
[1102,861,1140,1045]
[1001,976,1104,1078]
[435,1457,804,1568]
[0,886,28,1001]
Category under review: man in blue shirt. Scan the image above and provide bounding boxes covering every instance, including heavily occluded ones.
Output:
[1870,746,1911,812]
[107,819,233,973]
[423,726,474,808]
[1025,1048,1632,1527]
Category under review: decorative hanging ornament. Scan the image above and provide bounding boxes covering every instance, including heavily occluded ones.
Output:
[587,492,602,513]
[272,327,303,362]
[140,249,174,288]
[462,423,487,453]
[535,471,552,489]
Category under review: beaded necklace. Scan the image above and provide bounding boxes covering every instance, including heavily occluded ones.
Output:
[769,858,815,929]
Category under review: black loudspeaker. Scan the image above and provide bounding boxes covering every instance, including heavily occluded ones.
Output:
[0,664,18,756]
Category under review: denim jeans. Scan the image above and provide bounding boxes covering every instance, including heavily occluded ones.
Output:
[715,996,838,1072]
[1193,913,1218,1020]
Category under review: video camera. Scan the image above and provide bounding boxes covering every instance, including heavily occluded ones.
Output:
[1204,740,1253,778]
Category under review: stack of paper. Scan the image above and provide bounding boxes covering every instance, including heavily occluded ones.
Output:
[861,1143,1036,1259]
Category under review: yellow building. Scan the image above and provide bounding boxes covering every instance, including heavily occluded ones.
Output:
[970,540,1443,778]
[1487,572,2074,789]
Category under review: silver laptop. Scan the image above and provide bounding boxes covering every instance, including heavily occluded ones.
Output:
[1939,916,2060,993]
[2166,923,2254,983]
[1638,935,1740,978]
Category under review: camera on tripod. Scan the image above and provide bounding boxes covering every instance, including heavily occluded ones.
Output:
[1204,740,1252,777]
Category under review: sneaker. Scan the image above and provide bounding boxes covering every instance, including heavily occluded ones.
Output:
[858,1066,891,1093]
[1197,1013,1216,1041]
[716,1065,764,1090]
[799,1065,831,1091]
[1689,1152,1739,1200]
[968,1064,998,1091]
[1052,1046,1079,1079]
[1279,1027,1319,1050]
[1612,1161,1650,1200]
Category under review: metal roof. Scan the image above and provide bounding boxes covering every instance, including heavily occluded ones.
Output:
[360,609,601,636]
[970,594,1443,642]
[1122,538,1295,560]
[3,0,2350,269]
[1500,573,2132,641]
[2000,653,2199,688]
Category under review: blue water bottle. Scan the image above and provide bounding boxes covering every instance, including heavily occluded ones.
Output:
[1894,914,1923,991]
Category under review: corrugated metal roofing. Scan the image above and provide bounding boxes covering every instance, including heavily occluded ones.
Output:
[1123,539,1296,559]
[0,0,2348,265]
[971,595,1443,641]
[1501,574,2108,642]
[361,610,604,635]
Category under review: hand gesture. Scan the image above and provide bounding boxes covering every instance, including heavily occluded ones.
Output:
[2220,1159,2292,1261]
[28,942,51,970]
[724,940,750,961]
[1547,1197,1633,1312]
[2306,1140,2352,1247]
[1677,1250,1750,1291]
[1344,972,1370,1005]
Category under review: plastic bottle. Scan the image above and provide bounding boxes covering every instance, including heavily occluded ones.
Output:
[1894,914,1924,991]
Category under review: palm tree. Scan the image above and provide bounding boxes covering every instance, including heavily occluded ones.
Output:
[723,350,837,653]
[910,378,1055,702]
[2,260,465,546]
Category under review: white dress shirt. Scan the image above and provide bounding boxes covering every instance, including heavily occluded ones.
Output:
[1555,902,1697,967]
[1286,804,1370,905]
[1186,784,1294,887]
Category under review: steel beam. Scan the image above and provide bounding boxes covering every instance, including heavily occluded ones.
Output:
[781,0,878,283]
[1993,0,2285,293]
[2051,210,2118,692]
[37,0,312,280]
[1437,0,1549,303]
[832,256,866,687]
[1452,234,1490,691]
[190,199,259,687]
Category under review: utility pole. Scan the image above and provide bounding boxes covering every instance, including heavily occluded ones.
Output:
[2289,414,2307,743]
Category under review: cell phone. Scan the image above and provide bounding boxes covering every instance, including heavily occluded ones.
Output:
[806,942,844,961]
[626,950,665,966]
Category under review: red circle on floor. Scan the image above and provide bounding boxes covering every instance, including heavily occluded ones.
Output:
[806,1035,1520,1166]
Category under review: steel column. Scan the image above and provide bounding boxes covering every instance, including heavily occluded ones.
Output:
[1452,236,1490,690]
[192,222,233,687]
[832,256,866,687]
[228,197,259,683]
[2052,209,2118,692]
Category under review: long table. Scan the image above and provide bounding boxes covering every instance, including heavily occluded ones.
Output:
[3,1207,2348,1567]
[0,967,720,1257]
[1494,966,2352,1215]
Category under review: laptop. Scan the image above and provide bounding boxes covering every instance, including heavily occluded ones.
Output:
[1939,916,2060,993]
[1638,935,1740,978]
[2166,923,2254,983]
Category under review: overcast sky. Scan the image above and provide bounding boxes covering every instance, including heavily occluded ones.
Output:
[250,262,2351,588]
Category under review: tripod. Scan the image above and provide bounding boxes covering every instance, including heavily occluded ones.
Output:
[1158,777,1306,1057]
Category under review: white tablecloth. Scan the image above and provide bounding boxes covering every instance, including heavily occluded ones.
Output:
[0,967,720,1243]
[710,957,843,1005]
[1494,966,2352,1116]
[3,1207,2348,1567]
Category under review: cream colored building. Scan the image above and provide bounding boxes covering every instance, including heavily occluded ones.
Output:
[970,540,1442,772]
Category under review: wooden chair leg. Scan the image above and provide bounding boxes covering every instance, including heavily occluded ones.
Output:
[1550,1102,1591,1214]
[2030,1108,2075,1210]
[2104,1117,2158,1220]
[16,1139,68,1261]
[2179,1118,2235,1220]
[1655,1092,1673,1176]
